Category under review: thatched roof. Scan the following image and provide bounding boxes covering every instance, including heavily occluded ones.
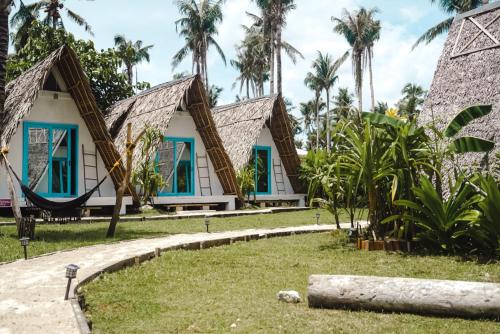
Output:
[105,75,240,196]
[0,46,130,192]
[421,2,500,167]
[212,95,304,193]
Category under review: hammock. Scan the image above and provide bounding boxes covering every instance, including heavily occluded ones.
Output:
[1,151,116,213]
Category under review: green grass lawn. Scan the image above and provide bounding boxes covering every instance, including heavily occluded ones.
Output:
[82,232,500,334]
[0,209,348,263]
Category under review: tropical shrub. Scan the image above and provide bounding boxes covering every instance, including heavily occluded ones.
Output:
[475,176,500,257]
[236,166,255,203]
[131,127,165,205]
[383,176,483,255]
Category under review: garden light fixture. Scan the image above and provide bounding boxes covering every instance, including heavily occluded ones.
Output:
[19,237,29,260]
[315,212,320,225]
[64,264,80,300]
[205,217,210,233]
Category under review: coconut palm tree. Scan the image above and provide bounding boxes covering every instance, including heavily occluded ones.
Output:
[251,0,302,95]
[398,83,426,120]
[12,0,93,36]
[9,0,37,51]
[361,8,381,112]
[413,0,483,49]
[333,87,354,119]
[172,0,226,89]
[333,8,371,113]
[311,51,349,152]
[0,0,11,128]
[304,71,323,151]
[114,35,153,86]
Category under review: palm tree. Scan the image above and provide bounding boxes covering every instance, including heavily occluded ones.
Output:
[304,71,323,151]
[207,85,223,108]
[172,0,226,89]
[251,1,302,95]
[0,0,11,129]
[333,87,354,119]
[12,0,93,36]
[398,83,426,120]
[374,101,388,115]
[413,0,483,49]
[9,0,37,51]
[361,9,381,112]
[333,8,367,113]
[114,35,153,86]
[311,51,349,152]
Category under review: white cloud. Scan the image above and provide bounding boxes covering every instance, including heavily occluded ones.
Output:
[400,6,426,23]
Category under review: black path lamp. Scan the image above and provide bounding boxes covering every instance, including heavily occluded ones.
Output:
[315,211,321,225]
[19,237,29,260]
[64,264,80,300]
[205,217,210,233]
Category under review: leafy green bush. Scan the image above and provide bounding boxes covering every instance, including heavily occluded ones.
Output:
[383,177,481,254]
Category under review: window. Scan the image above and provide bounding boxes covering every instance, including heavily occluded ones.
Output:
[252,146,271,195]
[157,137,195,196]
[23,122,78,197]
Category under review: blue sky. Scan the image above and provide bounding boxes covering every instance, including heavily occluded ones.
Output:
[22,0,451,111]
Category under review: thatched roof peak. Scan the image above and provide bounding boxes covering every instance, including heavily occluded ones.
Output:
[0,45,131,192]
[212,94,304,193]
[456,1,500,20]
[213,94,279,114]
[105,75,240,196]
[421,1,500,170]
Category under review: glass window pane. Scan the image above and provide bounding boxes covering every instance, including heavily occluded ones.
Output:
[157,141,174,193]
[27,127,49,193]
[52,129,69,194]
[256,149,269,193]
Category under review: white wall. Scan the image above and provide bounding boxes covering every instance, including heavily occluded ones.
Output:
[0,90,116,201]
[255,126,295,195]
[161,111,225,196]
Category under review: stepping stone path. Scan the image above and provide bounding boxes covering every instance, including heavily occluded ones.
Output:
[0,224,342,334]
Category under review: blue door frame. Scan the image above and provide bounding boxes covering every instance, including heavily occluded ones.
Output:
[22,121,79,198]
[156,137,195,196]
[254,145,272,195]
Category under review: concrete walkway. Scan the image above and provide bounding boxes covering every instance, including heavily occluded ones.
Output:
[0,207,310,226]
[0,223,345,334]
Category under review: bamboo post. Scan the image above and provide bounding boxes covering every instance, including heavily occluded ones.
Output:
[106,123,145,238]
[1,151,22,235]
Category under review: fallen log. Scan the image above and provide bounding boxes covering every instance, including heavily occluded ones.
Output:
[307,275,500,319]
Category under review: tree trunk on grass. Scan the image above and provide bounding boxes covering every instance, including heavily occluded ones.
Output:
[308,275,500,318]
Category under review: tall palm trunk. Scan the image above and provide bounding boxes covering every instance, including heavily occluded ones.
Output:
[368,48,375,112]
[0,2,10,128]
[354,50,363,114]
[315,91,320,151]
[269,24,275,95]
[126,63,133,86]
[326,89,331,152]
[276,2,283,96]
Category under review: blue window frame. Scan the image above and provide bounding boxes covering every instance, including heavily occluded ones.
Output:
[22,121,79,198]
[156,137,195,196]
[253,145,272,195]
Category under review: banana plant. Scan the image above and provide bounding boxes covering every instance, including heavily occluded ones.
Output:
[444,105,494,153]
